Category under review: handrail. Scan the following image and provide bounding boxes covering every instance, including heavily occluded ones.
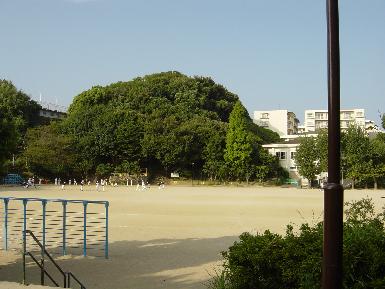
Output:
[24,230,66,286]
[67,272,86,289]
[26,252,60,287]
[26,230,67,276]
[23,230,86,288]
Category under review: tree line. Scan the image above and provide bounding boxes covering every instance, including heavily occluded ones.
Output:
[1,72,286,183]
[296,126,385,188]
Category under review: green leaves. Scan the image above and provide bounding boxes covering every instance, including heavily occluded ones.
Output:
[63,72,241,176]
[224,102,253,180]
[296,126,385,188]
[0,80,41,174]
[23,123,76,178]
[295,136,320,186]
[218,198,385,289]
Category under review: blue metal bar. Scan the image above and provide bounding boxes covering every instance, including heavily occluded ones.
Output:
[0,196,107,205]
[42,200,47,249]
[3,198,9,250]
[23,199,27,249]
[105,201,109,259]
[41,200,47,285]
[83,201,88,257]
[2,196,107,260]
[22,199,27,285]
[62,200,67,256]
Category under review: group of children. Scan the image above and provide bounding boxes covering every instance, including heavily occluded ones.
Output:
[55,178,87,191]
[24,177,40,188]
[55,178,120,191]
[52,177,165,191]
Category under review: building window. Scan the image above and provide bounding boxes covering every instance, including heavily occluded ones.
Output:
[290,152,296,159]
[307,113,314,118]
[261,113,269,119]
[276,152,286,160]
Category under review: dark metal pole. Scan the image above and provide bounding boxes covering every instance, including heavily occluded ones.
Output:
[323,0,344,288]
[191,163,194,186]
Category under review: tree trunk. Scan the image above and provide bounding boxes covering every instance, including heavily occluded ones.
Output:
[374,178,378,190]
[352,179,355,190]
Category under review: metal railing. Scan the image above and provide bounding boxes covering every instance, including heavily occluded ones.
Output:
[1,196,109,259]
[23,229,86,288]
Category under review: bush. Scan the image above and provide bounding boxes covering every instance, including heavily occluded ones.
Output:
[212,198,385,289]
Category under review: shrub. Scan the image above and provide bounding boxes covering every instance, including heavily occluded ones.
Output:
[212,198,385,289]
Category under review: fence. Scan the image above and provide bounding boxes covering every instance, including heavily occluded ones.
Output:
[0,197,109,259]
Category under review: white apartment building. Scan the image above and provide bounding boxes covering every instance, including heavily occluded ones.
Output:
[304,109,365,132]
[253,110,299,136]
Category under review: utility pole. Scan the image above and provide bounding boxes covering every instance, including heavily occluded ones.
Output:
[323,0,344,288]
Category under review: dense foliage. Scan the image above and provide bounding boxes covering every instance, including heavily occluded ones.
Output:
[210,198,385,289]
[295,126,385,188]
[23,123,77,178]
[295,136,320,187]
[0,80,41,174]
[54,72,280,180]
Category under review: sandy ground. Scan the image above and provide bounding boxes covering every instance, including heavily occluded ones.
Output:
[0,281,57,289]
[0,184,384,289]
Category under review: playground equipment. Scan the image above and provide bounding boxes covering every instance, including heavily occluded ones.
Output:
[0,197,109,259]
[2,173,24,185]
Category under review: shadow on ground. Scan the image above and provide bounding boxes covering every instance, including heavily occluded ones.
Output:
[0,235,238,289]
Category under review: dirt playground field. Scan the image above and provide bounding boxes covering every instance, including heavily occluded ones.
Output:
[0,185,384,289]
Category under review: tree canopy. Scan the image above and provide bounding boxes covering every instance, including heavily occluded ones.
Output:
[224,101,259,182]
[60,72,279,179]
[0,80,41,136]
[295,136,320,187]
[295,126,385,189]
[0,80,41,174]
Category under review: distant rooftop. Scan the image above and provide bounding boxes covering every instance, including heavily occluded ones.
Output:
[35,100,68,113]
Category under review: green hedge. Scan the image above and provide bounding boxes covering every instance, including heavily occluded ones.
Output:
[210,198,385,289]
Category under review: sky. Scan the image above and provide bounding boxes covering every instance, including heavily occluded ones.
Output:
[0,0,384,123]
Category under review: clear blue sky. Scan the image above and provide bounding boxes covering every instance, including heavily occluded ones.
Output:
[1,0,384,123]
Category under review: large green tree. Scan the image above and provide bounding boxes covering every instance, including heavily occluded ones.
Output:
[202,128,227,181]
[295,136,320,187]
[0,113,17,174]
[63,72,278,179]
[0,80,41,174]
[367,134,385,189]
[0,80,41,137]
[224,101,260,182]
[342,126,372,189]
[23,123,77,179]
